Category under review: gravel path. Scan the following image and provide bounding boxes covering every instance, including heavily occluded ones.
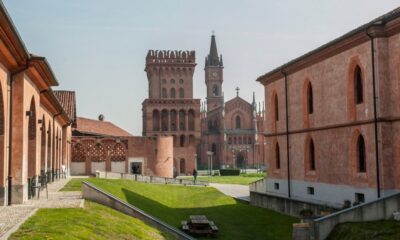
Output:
[0,178,83,239]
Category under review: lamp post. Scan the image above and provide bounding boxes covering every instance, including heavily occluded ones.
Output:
[207,151,213,182]
[194,153,197,170]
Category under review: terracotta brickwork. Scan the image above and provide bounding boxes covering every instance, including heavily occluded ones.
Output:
[200,35,266,170]
[258,8,400,206]
[0,4,73,205]
[142,50,201,175]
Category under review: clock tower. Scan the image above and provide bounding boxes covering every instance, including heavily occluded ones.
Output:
[205,34,223,111]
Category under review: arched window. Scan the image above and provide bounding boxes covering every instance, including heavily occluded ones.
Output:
[179,88,184,98]
[213,84,218,96]
[180,158,185,174]
[162,88,167,98]
[275,142,280,169]
[309,139,316,171]
[179,110,186,130]
[307,82,313,114]
[171,79,175,84]
[179,79,184,84]
[274,94,279,121]
[188,109,195,131]
[180,135,185,147]
[170,88,176,98]
[235,116,241,129]
[357,135,366,172]
[228,137,232,144]
[355,65,363,104]
[170,110,177,131]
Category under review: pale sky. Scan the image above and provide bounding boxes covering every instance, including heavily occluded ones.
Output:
[3,0,399,135]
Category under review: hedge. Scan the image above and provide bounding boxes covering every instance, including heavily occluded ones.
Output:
[219,169,240,176]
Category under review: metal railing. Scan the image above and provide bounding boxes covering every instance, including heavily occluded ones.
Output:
[96,171,209,186]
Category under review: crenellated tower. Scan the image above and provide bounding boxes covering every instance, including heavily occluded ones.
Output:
[142,49,200,176]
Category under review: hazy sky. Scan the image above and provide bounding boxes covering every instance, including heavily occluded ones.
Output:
[3,1,399,135]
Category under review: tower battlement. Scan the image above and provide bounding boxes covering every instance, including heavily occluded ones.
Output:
[146,50,195,65]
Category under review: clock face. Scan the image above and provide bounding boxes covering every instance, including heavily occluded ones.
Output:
[212,72,218,77]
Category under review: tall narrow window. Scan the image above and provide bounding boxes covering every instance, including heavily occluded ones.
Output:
[179,88,184,98]
[357,135,366,172]
[235,116,241,129]
[355,66,363,104]
[310,139,315,171]
[162,88,167,98]
[276,142,280,169]
[170,88,176,98]
[213,84,218,96]
[307,82,313,114]
[274,94,279,121]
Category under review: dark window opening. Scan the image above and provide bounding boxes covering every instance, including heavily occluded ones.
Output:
[357,135,366,172]
[276,143,280,169]
[307,82,313,114]
[307,187,315,195]
[274,183,279,190]
[310,139,316,171]
[355,66,363,104]
[355,193,365,203]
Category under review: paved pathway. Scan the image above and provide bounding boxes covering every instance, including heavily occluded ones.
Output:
[210,183,250,202]
[0,177,83,240]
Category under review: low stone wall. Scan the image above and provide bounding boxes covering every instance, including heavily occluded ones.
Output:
[82,181,195,240]
[97,171,209,186]
[313,192,400,240]
[250,190,325,218]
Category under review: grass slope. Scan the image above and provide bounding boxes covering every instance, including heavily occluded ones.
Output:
[59,178,87,191]
[87,178,297,240]
[9,201,173,240]
[327,220,400,240]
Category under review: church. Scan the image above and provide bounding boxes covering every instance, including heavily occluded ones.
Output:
[199,35,266,170]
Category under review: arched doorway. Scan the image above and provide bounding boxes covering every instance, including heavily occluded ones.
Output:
[40,116,46,173]
[47,122,52,178]
[0,85,4,198]
[236,152,245,169]
[180,158,185,174]
[27,98,37,198]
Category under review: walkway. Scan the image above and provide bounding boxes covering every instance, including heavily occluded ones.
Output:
[0,178,83,240]
[210,183,250,202]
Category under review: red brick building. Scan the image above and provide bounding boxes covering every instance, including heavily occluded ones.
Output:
[0,3,73,205]
[254,7,400,207]
[71,116,174,178]
[200,35,266,170]
[142,50,201,176]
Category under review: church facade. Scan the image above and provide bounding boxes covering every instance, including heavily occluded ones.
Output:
[199,35,266,170]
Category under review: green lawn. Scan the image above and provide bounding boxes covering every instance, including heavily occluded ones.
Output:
[59,178,87,191]
[327,220,400,240]
[179,173,265,185]
[9,201,173,240]
[87,178,297,240]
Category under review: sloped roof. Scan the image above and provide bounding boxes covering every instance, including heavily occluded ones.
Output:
[225,96,252,107]
[54,91,76,126]
[74,117,133,137]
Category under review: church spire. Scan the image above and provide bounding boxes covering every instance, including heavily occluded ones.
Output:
[206,33,223,67]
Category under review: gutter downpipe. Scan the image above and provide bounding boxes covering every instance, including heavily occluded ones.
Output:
[7,63,29,205]
[281,69,291,198]
[366,29,381,198]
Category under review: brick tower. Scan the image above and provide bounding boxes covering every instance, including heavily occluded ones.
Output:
[200,35,225,168]
[142,50,201,176]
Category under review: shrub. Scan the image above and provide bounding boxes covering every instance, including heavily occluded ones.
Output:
[342,200,351,209]
[219,169,240,176]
